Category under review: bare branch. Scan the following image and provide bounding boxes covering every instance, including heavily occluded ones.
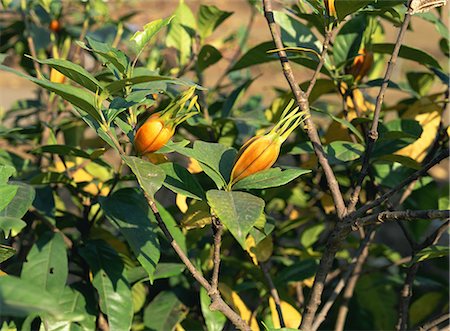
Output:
[355,209,450,228]
[351,148,449,220]
[262,0,346,220]
[261,261,286,328]
[145,197,252,331]
[312,228,375,331]
[419,313,450,331]
[347,0,413,212]
[305,30,332,98]
[211,216,223,292]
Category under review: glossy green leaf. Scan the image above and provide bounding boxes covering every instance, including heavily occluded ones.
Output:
[198,5,232,40]
[80,37,129,75]
[0,184,18,213]
[374,119,423,156]
[207,190,265,248]
[200,287,226,331]
[122,155,166,199]
[0,276,66,318]
[0,182,35,219]
[100,188,160,282]
[131,16,174,54]
[159,162,205,200]
[21,232,68,296]
[409,292,443,327]
[335,0,374,20]
[0,164,15,183]
[222,78,254,118]
[325,141,365,164]
[197,45,222,72]
[233,168,311,190]
[33,144,91,159]
[34,58,104,93]
[406,72,435,96]
[45,286,97,331]
[0,64,101,122]
[333,15,366,67]
[0,244,15,263]
[166,1,196,66]
[152,202,187,253]
[79,240,133,331]
[372,43,442,69]
[411,245,449,265]
[126,263,186,284]
[143,291,187,330]
[0,217,26,238]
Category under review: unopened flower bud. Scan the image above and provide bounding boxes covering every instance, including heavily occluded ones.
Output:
[134,114,175,154]
[346,48,374,82]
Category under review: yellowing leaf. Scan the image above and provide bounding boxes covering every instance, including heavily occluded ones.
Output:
[219,283,260,331]
[302,276,315,288]
[269,297,302,329]
[320,194,335,214]
[396,98,441,162]
[187,157,203,174]
[245,235,273,265]
[176,194,188,213]
[0,269,7,276]
[181,200,211,230]
[142,152,169,164]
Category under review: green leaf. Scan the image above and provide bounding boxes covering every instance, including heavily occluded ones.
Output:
[409,292,443,327]
[122,155,166,199]
[324,141,365,164]
[275,260,318,284]
[105,75,195,95]
[355,273,397,330]
[0,276,66,318]
[406,72,435,96]
[80,37,129,75]
[33,144,91,159]
[206,190,265,248]
[143,291,187,330]
[131,16,174,54]
[200,287,226,331]
[333,15,366,67]
[375,154,421,170]
[152,202,187,253]
[411,245,449,265]
[198,5,232,40]
[300,223,325,248]
[0,217,26,238]
[34,58,104,93]
[100,188,160,283]
[126,263,186,284]
[312,106,364,142]
[233,168,311,190]
[0,164,15,183]
[45,286,97,331]
[166,1,197,66]
[374,119,423,156]
[159,162,205,200]
[79,240,133,331]
[372,43,442,69]
[21,232,68,296]
[197,45,222,72]
[273,11,321,52]
[335,0,374,20]
[222,78,254,118]
[0,184,18,213]
[0,182,35,219]
[0,244,15,263]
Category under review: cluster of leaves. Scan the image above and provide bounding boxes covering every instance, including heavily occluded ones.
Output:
[0,0,448,330]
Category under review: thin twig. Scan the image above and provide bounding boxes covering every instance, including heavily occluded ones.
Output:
[146,197,251,331]
[261,261,286,328]
[262,0,346,220]
[355,209,450,228]
[351,148,449,220]
[419,313,450,331]
[305,30,332,98]
[347,0,413,213]
[333,228,376,331]
[312,228,375,331]
[30,208,73,248]
[211,216,223,292]
[396,220,450,331]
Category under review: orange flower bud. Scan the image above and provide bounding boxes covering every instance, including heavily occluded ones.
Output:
[134,114,175,154]
[49,19,61,33]
[230,133,282,184]
[346,48,374,82]
[324,0,336,18]
[50,68,65,83]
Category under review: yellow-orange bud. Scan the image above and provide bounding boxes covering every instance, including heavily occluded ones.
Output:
[346,49,374,82]
[230,134,281,184]
[50,68,65,84]
[134,114,174,154]
[324,0,336,18]
[49,19,61,33]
